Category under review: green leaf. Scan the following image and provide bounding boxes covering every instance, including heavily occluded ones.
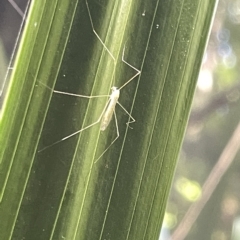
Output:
[0,0,218,239]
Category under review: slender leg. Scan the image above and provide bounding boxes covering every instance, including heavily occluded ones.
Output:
[38,98,111,152]
[38,81,110,99]
[85,0,116,63]
[94,110,119,163]
[118,46,141,90]
[117,101,135,128]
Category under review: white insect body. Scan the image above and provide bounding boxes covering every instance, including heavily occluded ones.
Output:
[100,87,119,131]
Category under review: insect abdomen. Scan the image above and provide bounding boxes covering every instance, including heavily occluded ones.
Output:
[100,88,120,131]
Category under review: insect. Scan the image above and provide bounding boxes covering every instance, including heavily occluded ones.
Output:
[39,1,141,162]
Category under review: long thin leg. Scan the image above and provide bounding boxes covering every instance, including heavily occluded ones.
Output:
[52,90,109,99]
[117,101,135,127]
[118,46,141,90]
[94,110,119,163]
[85,0,116,63]
[38,98,111,152]
[38,81,110,99]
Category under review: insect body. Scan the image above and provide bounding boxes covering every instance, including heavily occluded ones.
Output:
[100,87,119,131]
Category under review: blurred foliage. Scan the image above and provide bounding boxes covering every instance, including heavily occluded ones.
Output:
[165,0,240,239]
